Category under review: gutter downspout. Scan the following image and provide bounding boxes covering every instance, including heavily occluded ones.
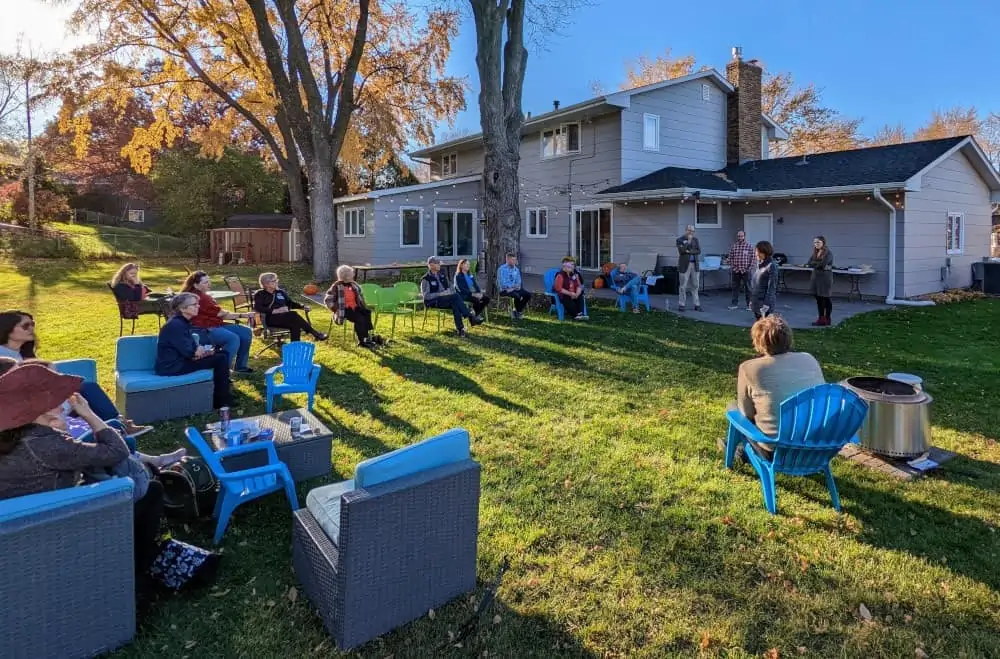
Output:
[873,186,934,307]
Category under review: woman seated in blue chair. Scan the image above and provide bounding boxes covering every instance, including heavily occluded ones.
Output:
[0,310,154,438]
[155,293,235,410]
[725,315,825,460]
[453,258,490,319]
[553,258,588,321]
[608,261,642,313]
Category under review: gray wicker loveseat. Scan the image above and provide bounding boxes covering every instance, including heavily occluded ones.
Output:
[0,478,136,659]
[293,428,480,650]
[114,335,214,423]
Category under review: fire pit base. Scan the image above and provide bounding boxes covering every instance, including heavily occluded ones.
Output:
[839,444,957,481]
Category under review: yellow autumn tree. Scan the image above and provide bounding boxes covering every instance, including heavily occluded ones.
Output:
[60,0,464,278]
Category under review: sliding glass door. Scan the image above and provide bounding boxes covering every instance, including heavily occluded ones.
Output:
[573,206,612,269]
[436,210,476,257]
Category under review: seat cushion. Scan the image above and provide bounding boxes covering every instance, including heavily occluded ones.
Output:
[355,428,469,489]
[115,369,213,393]
[115,335,159,372]
[306,479,356,544]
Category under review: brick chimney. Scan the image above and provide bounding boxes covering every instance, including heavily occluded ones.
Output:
[725,47,763,164]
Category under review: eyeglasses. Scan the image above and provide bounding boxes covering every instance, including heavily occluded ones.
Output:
[18,321,35,329]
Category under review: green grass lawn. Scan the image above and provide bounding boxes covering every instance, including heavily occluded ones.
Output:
[3,258,1000,659]
[1,222,189,259]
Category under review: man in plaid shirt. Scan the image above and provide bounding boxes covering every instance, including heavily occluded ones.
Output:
[726,230,755,310]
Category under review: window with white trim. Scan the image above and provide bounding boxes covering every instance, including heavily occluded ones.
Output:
[343,207,365,237]
[127,209,144,223]
[526,208,548,238]
[695,201,721,228]
[946,212,964,254]
[541,123,581,159]
[642,113,660,152]
[400,207,422,247]
[441,152,457,176]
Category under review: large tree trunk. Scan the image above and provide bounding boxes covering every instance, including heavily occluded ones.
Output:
[308,151,337,281]
[472,0,527,295]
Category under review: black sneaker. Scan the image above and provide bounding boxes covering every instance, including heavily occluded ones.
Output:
[233,367,254,374]
[469,315,485,326]
[359,338,377,350]
[457,329,468,338]
[371,334,387,346]
[314,333,329,341]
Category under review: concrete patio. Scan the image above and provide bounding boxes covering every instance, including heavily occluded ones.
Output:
[520,274,891,329]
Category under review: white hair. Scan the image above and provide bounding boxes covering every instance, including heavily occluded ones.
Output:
[336,265,354,281]
[258,272,278,287]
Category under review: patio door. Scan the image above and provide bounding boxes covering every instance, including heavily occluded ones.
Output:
[435,210,476,258]
[573,206,612,269]
[743,213,773,247]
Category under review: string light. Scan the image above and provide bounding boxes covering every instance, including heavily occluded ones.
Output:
[789,200,793,204]
[840,198,845,203]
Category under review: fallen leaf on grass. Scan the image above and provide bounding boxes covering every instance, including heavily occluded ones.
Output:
[699,631,711,650]
[287,586,298,603]
[266,600,276,607]
[915,649,928,659]
[859,603,873,622]
[720,516,735,526]
[493,614,502,624]
[764,649,780,659]
[184,641,198,650]
[904,614,913,623]
[797,647,806,655]
[428,608,436,620]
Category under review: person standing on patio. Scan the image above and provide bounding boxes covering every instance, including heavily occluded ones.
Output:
[497,253,532,319]
[676,225,702,312]
[609,261,642,313]
[554,258,588,320]
[253,273,328,342]
[807,236,835,326]
[750,241,778,320]
[454,258,491,318]
[182,270,256,373]
[421,256,483,337]
[324,265,377,349]
[726,230,755,311]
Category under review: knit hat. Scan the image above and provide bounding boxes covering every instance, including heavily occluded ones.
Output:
[0,363,82,432]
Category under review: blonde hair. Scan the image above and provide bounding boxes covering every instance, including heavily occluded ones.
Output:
[336,265,354,281]
[457,258,471,273]
[750,315,793,356]
[258,272,278,287]
[110,263,140,288]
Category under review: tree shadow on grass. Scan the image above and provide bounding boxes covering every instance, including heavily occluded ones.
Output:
[314,371,420,438]
[407,334,487,368]
[380,353,531,415]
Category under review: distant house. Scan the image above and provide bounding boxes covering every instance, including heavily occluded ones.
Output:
[334,48,1000,299]
[209,214,303,264]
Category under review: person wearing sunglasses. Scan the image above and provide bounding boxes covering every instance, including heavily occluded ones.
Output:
[0,310,153,437]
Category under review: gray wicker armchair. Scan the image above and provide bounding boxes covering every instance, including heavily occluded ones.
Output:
[292,428,480,650]
[0,479,136,659]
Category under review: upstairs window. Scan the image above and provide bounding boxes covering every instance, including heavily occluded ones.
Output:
[541,123,581,159]
[526,208,548,238]
[643,113,660,151]
[695,201,721,228]
[441,152,457,176]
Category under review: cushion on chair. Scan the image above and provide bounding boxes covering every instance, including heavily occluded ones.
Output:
[115,369,213,393]
[354,428,470,489]
[305,479,356,544]
[115,336,159,372]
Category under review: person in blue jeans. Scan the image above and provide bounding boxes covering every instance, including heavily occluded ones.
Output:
[608,261,643,313]
[454,258,491,318]
[155,294,234,409]
[182,270,256,373]
[0,310,153,437]
[421,256,484,337]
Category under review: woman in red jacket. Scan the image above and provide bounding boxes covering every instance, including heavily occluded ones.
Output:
[182,271,256,373]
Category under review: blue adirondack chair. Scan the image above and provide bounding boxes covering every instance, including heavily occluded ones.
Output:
[185,427,299,544]
[613,273,651,312]
[265,341,321,414]
[725,383,868,514]
[543,267,589,321]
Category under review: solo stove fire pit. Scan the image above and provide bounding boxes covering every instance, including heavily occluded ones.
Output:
[842,376,932,458]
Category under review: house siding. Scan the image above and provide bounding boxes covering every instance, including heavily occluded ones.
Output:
[613,202,681,271]
[620,78,728,182]
[371,180,483,265]
[516,112,623,274]
[901,151,993,297]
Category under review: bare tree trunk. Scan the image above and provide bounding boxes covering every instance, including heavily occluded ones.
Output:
[471,0,527,295]
[24,75,36,229]
[308,149,337,280]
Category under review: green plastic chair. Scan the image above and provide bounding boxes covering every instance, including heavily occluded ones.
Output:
[371,287,415,337]
[394,281,423,312]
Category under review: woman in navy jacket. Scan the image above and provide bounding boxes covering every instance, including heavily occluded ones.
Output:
[453,258,491,318]
[155,293,234,410]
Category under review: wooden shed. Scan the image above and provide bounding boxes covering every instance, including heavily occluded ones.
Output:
[209,214,303,264]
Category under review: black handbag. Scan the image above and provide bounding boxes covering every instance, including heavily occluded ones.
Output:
[160,456,218,519]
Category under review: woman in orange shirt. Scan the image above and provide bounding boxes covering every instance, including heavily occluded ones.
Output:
[324,265,377,349]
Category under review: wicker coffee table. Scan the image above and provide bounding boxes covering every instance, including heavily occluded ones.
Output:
[210,408,333,482]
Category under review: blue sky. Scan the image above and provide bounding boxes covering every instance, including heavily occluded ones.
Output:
[436,0,996,140]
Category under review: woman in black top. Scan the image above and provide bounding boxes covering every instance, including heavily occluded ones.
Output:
[252,272,327,342]
[110,262,152,318]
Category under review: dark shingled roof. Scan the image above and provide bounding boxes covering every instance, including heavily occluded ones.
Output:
[225,214,295,230]
[600,136,969,195]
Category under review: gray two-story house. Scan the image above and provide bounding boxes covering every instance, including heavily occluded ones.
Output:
[333,49,1000,299]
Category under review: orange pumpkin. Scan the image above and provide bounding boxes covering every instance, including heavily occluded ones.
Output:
[593,277,605,289]
[303,283,319,296]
